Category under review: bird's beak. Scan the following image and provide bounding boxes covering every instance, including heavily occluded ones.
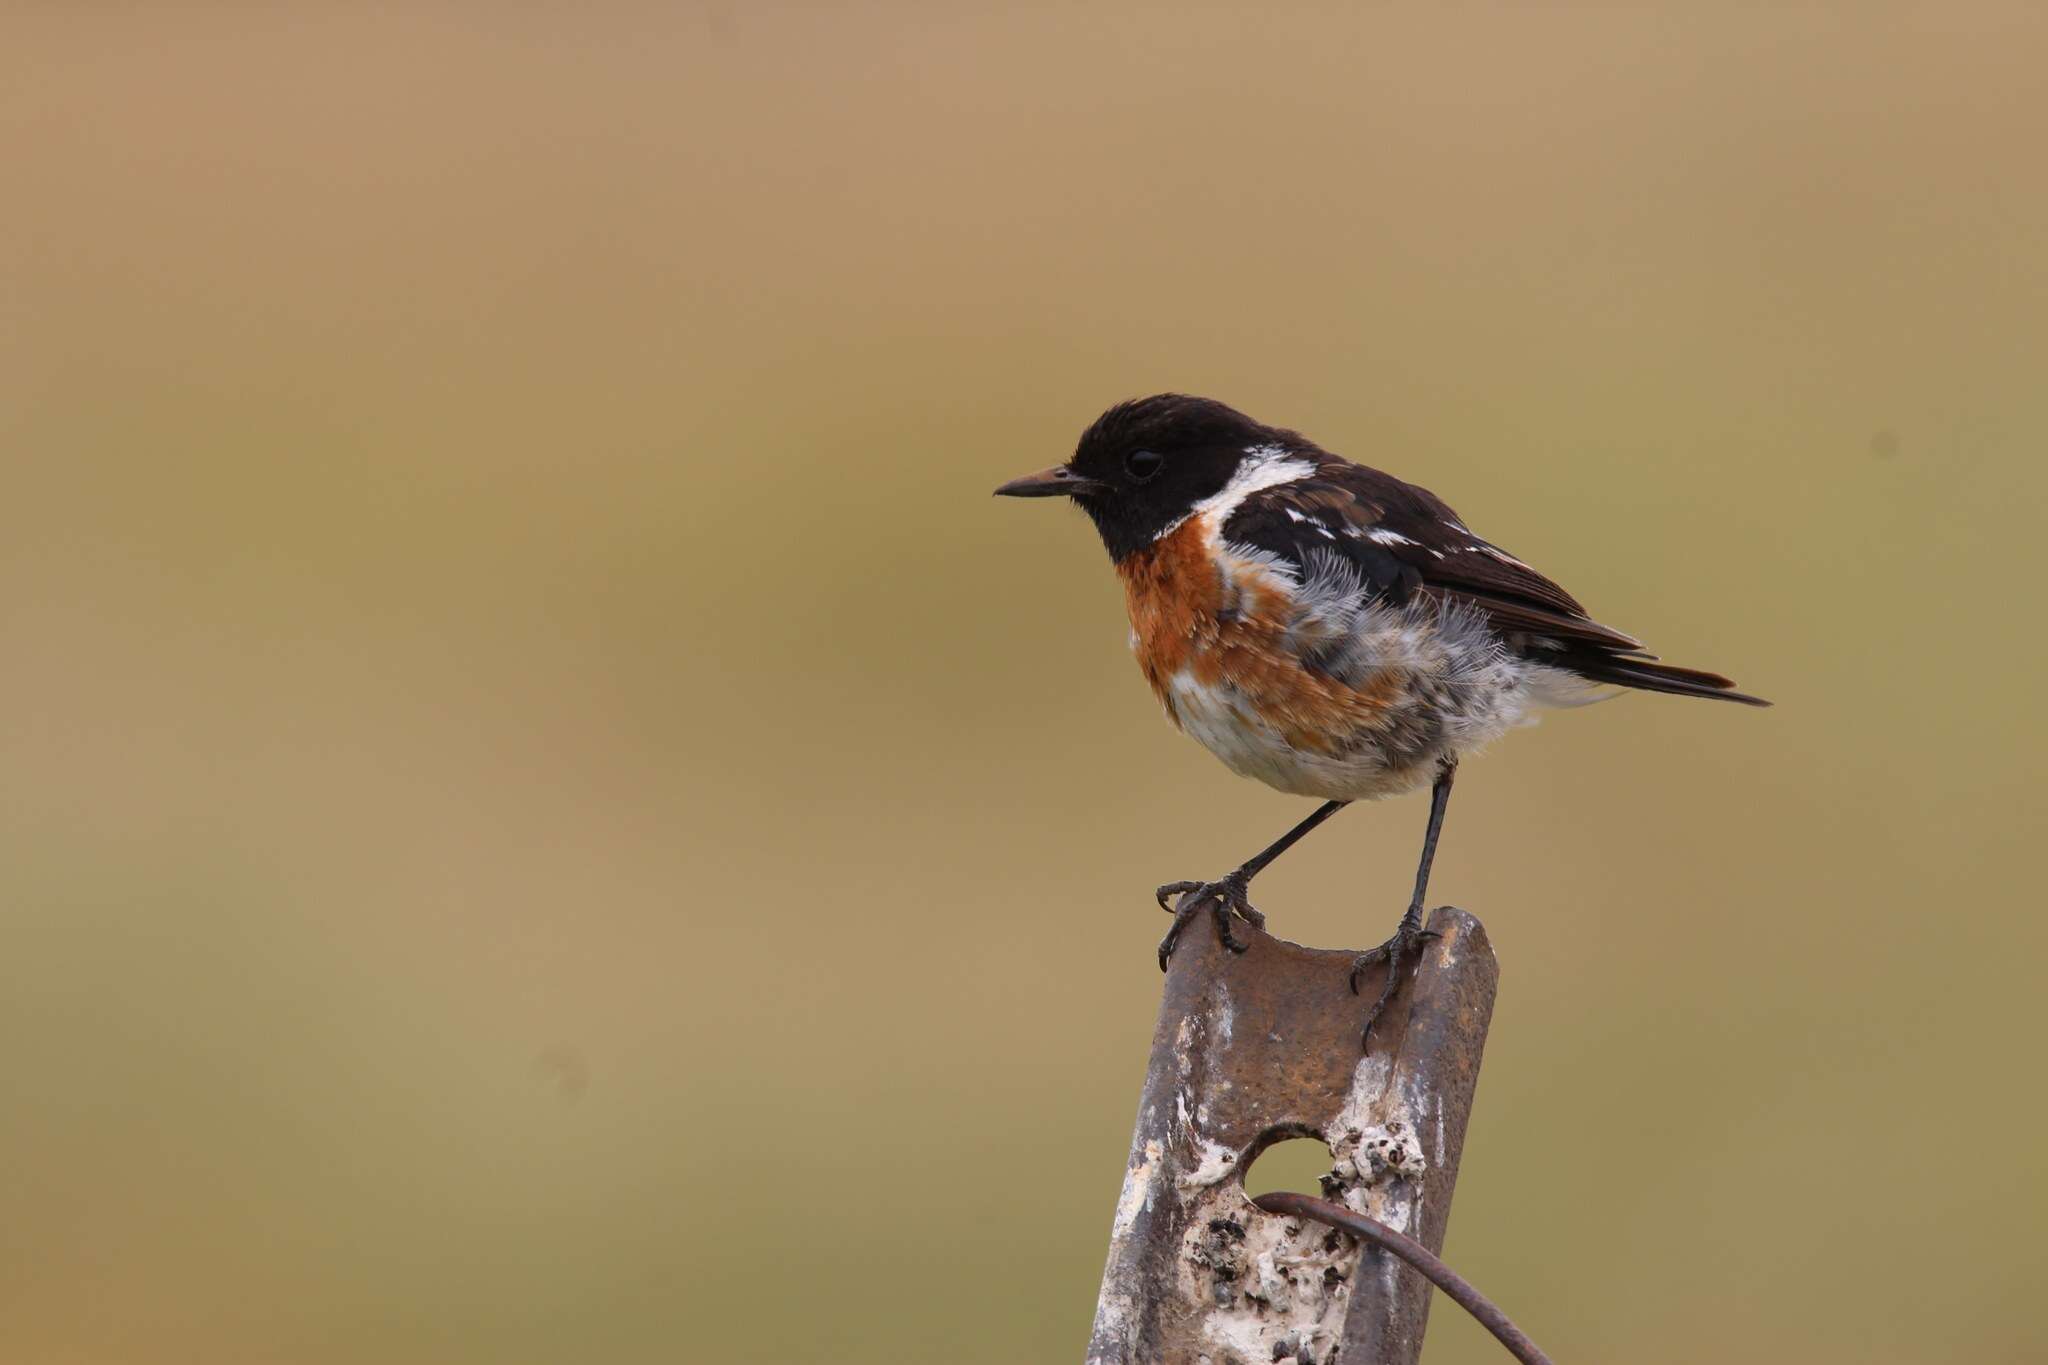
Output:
[993,464,1107,498]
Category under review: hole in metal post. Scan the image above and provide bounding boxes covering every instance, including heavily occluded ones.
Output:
[1240,1131,1335,1200]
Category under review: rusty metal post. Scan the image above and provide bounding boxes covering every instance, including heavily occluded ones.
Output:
[1087,907,1499,1365]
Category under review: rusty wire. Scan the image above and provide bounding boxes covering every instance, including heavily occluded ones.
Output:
[1251,1191,1554,1365]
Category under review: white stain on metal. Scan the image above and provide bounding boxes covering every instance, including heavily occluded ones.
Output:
[1165,1047,1434,1364]
[1325,1052,1429,1234]
[1175,1088,1240,1190]
[1112,1139,1164,1241]
[1180,1135,1241,1191]
[1185,1195,1355,1365]
[1092,1292,1137,1357]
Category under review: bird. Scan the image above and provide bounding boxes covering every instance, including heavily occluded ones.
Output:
[995,394,1767,1047]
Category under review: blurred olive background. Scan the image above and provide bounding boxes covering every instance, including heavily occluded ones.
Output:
[3,5,2045,1363]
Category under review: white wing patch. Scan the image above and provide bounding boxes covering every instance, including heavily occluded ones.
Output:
[1475,544,1535,570]
[1433,517,1535,570]
[1367,526,1445,557]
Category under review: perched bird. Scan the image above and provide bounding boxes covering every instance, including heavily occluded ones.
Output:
[996,394,1767,1046]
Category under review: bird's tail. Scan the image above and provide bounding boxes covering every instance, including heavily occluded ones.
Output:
[1565,655,1771,707]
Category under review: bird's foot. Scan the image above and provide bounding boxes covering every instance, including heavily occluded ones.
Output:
[1154,873,1264,971]
[1348,906,1440,1049]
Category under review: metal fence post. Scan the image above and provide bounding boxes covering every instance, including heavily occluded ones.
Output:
[1088,906,1499,1365]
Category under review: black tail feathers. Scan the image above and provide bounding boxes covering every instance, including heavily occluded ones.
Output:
[1567,656,1771,707]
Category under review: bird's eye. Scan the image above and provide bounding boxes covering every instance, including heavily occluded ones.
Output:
[1124,450,1164,482]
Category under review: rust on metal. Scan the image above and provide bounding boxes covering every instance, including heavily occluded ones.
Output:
[1087,906,1499,1365]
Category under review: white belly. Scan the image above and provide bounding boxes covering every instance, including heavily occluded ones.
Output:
[1165,670,1442,801]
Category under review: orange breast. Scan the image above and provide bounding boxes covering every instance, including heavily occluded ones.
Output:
[1116,520,1403,753]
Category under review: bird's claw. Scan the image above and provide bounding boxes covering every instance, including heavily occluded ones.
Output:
[1348,912,1438,1048]
[1346,926,1439,993]
[1154,875,1262,971]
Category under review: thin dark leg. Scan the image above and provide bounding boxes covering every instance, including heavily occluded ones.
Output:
[1349,759,1458,1047]
[1241,798,1352,881]
[1155,799,1349,970]
[1406,759,1457,915]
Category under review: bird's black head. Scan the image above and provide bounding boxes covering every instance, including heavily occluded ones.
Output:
[994,394,1290,561]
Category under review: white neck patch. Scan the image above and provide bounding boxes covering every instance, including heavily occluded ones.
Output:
[1151,444,1316,542]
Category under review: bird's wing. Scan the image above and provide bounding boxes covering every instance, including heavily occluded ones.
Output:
[1223,462,1768,705]
[1222,462,1647,658]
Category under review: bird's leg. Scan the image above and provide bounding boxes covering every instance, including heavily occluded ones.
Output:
[1350,759,1458,1047]
[1156,800,1349,970]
